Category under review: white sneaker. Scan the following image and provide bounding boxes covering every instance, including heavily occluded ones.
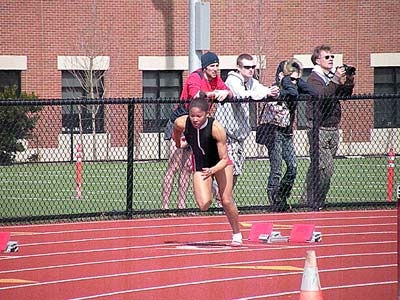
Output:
[231,233,243,247]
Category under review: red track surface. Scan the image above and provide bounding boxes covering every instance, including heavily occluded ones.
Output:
[0,210,397,300]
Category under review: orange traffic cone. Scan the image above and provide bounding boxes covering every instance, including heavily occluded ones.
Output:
[299,250,323,300]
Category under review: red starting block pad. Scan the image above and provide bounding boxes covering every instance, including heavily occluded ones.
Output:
[0,232,11,251]
[248,223,273,242]
[289,224,321,243]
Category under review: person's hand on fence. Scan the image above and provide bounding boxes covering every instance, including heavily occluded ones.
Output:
[267,85,280,98]
[213,89,231,102]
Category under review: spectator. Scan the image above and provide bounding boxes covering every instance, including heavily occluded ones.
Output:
[302,44,355,210]
[162,51,232,211]
[173,97,242,246]
[265,58,316,212]
[161,137,191,210]
[215,53,279,191]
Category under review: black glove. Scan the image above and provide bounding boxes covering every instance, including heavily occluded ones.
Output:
[280,76,298,97]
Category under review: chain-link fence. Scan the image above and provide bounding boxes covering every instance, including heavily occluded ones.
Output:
[0,95,398,223]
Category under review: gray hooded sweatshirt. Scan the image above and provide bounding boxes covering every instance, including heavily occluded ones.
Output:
[215,71,269,142]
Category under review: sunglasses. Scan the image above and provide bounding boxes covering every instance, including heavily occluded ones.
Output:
[241,65,256,70]
[290,77,299,82]
[323,55,335,60]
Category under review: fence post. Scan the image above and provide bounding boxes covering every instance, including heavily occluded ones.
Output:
[126,102,134,218]
[157,101,162,160]
[69,104,74,163]
[310,96,321,209]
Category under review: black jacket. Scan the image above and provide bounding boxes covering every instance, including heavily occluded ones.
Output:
[278,76,316,134]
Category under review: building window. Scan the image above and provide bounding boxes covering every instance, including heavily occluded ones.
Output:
[142,70,182,132]
[374,67,400,128]
[61,71,105,134]
[0,70,21,95]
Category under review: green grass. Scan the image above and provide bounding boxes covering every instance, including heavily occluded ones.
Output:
[233,157,394,206]
[0,156,397,219]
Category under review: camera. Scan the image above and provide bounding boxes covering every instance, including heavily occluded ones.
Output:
[342,64,356,76]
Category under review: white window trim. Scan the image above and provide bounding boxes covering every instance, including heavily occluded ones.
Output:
[371,53,400,67]
[139,56,187,70]
[138,55,264,71]
[57,56,110,70]
[0,55,27,70]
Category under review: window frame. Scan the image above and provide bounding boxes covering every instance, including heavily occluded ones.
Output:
[0,70,21,95]
[61,70,105,134]
[142,70,183,133]
[373,67,400,128]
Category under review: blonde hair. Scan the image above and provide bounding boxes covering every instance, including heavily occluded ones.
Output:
[283,58,303,77]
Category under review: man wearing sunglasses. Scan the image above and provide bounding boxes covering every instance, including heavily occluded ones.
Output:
[303,44,355,211]
[215,53,279,192]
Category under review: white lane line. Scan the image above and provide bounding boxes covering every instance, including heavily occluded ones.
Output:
[3,210,395,233]
[234,281,397,299]
[65,264,397,300]
[0,253,395,294]
[0,231,397,261]
[1,233,396,263]
[16,226,396,248]
[0,237,395,276]
[6,218,396,238]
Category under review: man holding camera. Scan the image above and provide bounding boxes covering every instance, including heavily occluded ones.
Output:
[303,44,355,210]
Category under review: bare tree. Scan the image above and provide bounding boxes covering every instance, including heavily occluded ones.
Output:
[66,0,110,160]
[252,0,276,155]
[253,0,278,83]
[67,56,108,160]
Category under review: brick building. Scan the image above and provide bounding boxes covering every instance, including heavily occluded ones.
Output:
[1,1,399,159]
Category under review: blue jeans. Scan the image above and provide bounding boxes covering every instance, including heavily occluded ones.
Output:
[265,129,297,196]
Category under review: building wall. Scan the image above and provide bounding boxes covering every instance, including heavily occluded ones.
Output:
[1,0,399,150]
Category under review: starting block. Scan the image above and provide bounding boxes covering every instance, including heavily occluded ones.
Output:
[289,224,322,243]
[248,223,273,242]
[4,241,19,253]
[259,231,289,243]
[0,232,11,251]
[248,223,288,243]
[0,233,18,253]
[248,223,321,243]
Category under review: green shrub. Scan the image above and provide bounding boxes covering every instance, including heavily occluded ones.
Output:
[0,86,40,165]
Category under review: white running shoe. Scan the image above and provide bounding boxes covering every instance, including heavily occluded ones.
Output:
[231,233,243,247]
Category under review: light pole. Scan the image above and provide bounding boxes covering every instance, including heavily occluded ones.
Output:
[189,0,210,73]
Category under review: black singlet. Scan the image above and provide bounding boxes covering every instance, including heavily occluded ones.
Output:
[184,117,220,172]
